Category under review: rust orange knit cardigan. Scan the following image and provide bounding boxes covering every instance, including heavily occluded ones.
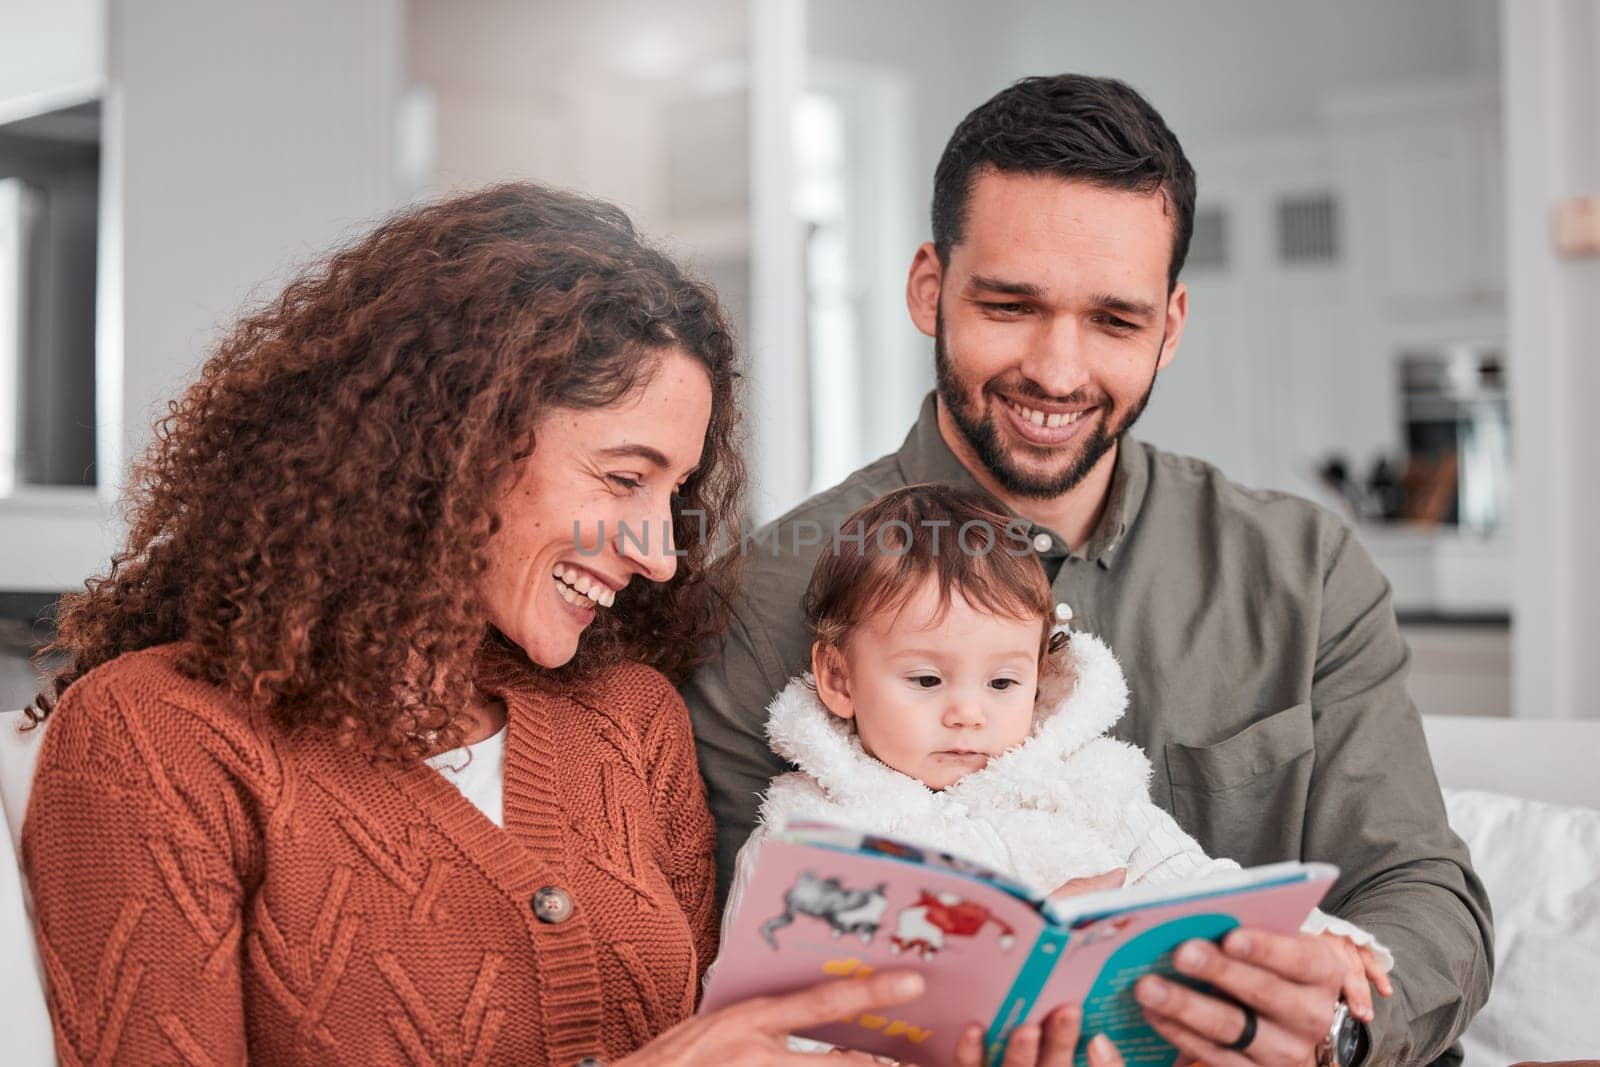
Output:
[21,643,718,1066]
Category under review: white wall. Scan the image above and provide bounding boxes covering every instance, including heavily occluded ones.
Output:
[408,0,747,235]
[798,0,1014,480]
[0,0,105,123]
[1505,0,1600,720]
[110,0,405,487]
[799,0,1503,495]
[0,0,408,590]
[409,0,760,499]
[747,0,809,521]
[807,0,1498,220]
[997,1,1499,143]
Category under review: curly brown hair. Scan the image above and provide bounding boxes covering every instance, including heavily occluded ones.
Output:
[31,182,746,761]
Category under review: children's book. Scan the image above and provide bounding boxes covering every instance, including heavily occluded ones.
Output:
[701,820,1337,1067]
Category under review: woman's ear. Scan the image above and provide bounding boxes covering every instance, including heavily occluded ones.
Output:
[811,641,856,721]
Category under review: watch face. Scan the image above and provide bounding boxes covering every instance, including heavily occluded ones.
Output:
[1337,1015,1367,1065]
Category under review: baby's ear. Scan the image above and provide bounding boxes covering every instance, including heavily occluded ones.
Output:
[1039,630,1079,693]
[811,642,856,720]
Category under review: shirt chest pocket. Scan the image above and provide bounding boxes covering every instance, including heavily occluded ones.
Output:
[1163,702,1314,868]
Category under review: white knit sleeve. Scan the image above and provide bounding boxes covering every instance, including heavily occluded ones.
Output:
[1300,908,1395,973]
[1110,804,1395,974]
[1112,800,1242,886]
[1109,803,1394,972]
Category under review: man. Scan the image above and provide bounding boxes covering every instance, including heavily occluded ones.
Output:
[683,75,1491,1066]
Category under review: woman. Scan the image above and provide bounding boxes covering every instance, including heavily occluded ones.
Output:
[21,183,1094,1067]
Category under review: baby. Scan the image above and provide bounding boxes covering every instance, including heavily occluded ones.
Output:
[719,482,1391,1025]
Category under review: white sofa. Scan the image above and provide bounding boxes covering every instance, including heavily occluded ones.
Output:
[0,709,52,1066]
[1420,716,1600,1066]
[2,710,1598,1065]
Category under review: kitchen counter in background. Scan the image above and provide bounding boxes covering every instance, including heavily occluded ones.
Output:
[1357,524,1512,718]
[0,621,49,715]
[1399,620,1511,718]
[1357,524,1511,617]
[0,596,65,712]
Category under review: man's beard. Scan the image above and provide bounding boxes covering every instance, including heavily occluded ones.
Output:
[934,310,1161,499]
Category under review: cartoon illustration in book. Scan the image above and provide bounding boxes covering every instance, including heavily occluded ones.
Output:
[932,849,1008,881]
[1059,913,1140,962]
[889,890,1018,959]
[760,871,890,949]
[860,835,925,864]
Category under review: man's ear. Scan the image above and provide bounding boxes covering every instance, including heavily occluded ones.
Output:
[905,242,943,339]
[1156,280,1188,372]
[811,642,856,720]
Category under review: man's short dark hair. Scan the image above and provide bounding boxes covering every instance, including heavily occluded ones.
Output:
[932,74,1196,290]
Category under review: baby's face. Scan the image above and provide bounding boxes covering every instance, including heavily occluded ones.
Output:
[815,580,1041,790]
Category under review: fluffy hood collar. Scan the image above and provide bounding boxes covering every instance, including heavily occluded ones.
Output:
[763,629,1130,808]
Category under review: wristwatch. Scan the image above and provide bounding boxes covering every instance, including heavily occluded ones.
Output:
[1315,998,1370,1066]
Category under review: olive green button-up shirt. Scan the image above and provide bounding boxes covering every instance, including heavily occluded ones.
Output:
[682,393,1491,1065]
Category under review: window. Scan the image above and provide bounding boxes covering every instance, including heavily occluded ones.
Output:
[0,101,100,494]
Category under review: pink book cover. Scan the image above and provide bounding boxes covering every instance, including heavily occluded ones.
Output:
[700,821,1336,1067]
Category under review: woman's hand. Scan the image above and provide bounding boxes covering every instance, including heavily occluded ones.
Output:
[952,1006,1126,1067]
[617,971,928,1066]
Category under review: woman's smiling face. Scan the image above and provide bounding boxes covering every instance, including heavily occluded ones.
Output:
[478,348,713,668]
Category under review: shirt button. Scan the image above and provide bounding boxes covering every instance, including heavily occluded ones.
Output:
[1032,532,1053,553]
[532,886,574,924]
[1054,602,1074,623]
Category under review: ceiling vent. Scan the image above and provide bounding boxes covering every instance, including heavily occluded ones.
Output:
[1187,206,1230,271]
[1276,193,1340,263]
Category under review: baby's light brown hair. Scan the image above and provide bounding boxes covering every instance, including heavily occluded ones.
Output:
[802,483,1068,662]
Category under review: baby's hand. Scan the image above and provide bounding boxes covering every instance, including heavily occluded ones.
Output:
[1318,932,1393,1023]
[1049,867,1126,899]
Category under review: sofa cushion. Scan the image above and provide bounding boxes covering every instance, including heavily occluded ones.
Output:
[0,710,52,1065]
[1445,788,1600,1064]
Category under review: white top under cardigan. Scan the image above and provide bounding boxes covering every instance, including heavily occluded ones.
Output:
[717,630,1391,970]
[425,725,507,827]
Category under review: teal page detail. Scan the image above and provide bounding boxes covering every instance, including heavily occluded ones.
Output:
[1074,913,1239,1066]
[985,926,1072,1066]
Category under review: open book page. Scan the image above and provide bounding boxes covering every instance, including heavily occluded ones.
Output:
[702,820,1335,1067]
[1016,869,1336,1065]
[702,831,1045,1065]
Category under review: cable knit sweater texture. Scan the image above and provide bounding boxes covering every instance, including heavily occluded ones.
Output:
[21,643,718,1066]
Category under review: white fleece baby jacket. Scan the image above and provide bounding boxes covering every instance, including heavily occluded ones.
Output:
[720,630,1391,970]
